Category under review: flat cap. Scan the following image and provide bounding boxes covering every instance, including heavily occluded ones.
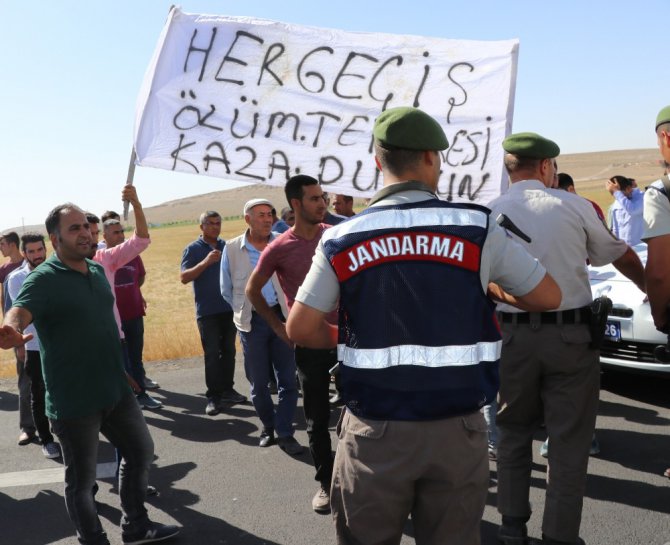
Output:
[373,107,449,151]
[655,105,670,130]
[502,132,560,159]
[243,198,273,215]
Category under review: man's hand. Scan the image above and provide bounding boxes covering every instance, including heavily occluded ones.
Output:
[606,179,620,195]
[0,325,33,350]
[204,249,222,267]
[122,184,140,207]
[271,321,294,348]
[125,372,141,393]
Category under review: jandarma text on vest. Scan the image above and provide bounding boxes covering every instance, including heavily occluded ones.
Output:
[331,231,480,280]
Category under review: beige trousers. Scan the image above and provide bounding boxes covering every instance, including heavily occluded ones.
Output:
[331,409,489,545]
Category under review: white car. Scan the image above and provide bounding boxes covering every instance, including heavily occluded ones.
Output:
[588,243,669,374]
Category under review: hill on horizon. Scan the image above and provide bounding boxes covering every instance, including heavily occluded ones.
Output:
[7,148,663,234]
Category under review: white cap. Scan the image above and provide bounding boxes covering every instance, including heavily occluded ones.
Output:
[243,198,273,215]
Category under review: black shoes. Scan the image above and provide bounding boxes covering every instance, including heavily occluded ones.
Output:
[206,389,248,416]
[277,436,304,456]
[219,388,247,404]
[205,398,220,416]
[498,516,529,545]
[122,521,179,544]
[259,429,276,447]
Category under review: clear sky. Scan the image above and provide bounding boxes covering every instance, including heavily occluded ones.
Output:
[1,1,666,231]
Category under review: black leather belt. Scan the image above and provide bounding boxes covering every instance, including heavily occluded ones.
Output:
[252,304,283,317]
[498,307,591,325]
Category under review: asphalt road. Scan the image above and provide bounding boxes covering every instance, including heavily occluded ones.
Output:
[0,356,668,545]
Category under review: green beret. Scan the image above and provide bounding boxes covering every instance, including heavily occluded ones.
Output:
[373,107,449,151]
[502,132,560,159]
[655,105,670,130]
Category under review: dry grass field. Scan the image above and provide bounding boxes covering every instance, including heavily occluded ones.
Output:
[0,147,664,379]
[0,220,246,378]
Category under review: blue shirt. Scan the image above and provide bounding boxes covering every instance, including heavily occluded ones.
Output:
[272,220,290,233]
[220,232,279,307]
[181,236,232,318]
[609,188,644,246]
[325,211,347,225]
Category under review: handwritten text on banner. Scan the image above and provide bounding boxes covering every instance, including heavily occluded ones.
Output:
[134,7,518,203]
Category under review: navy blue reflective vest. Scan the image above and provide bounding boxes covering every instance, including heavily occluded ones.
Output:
[322,198,501,421]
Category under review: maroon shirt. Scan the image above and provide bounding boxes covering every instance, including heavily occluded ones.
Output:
[114,255,146,321]
[0,260,22,284]
[257,224,337,324]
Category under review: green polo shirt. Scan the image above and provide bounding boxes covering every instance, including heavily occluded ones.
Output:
[13,254,130,419]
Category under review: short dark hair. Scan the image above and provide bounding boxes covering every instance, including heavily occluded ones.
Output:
[45,203,85,235]
[20,233,45,253]
[374,142,423,176]
[557,173,574,190]
[199,211,221,225]
[86,212,100,225]
[284,175,319,209]
[657,122,670,136]
[101,210,120,223]
[610,175,633,191]
[503,154,542,174]
[1,231,19,247]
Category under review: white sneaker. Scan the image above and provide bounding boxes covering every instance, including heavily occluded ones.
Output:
[42,442,61,459]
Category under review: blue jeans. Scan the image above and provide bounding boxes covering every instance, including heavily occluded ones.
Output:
[239,309,298,437]
[121,317,146,392]
[50,391,155,545]
[196,312,237,399]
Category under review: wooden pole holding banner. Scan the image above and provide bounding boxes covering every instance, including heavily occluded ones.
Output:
[122,148,137,221]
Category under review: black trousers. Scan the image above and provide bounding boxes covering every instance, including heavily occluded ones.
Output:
[24,350,54,444]
[294,346,337,487]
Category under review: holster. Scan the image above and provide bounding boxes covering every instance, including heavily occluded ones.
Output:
[589,295,613,349]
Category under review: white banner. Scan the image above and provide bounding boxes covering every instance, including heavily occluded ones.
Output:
[134,7,518,203]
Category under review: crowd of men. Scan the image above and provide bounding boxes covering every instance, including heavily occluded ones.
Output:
[1,105,669,545]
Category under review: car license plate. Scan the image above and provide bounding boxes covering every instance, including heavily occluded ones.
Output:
[604,320,621,342]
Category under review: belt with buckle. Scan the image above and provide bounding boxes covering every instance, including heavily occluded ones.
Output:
[498,307,591,325]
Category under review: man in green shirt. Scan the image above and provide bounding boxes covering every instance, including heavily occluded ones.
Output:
[0,203,178,545]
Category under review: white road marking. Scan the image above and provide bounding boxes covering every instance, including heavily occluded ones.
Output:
[0,462,117,488]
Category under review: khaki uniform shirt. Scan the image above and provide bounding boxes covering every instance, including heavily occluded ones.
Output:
[488,179,628,312]
[642,179,670,240]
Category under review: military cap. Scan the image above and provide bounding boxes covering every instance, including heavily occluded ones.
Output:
[502,132,560,159]
[373,107,449,151]
[655,105,670,131]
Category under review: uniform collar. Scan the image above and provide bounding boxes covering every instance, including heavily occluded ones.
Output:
[507,179,547,192]
[368,180,436,205]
